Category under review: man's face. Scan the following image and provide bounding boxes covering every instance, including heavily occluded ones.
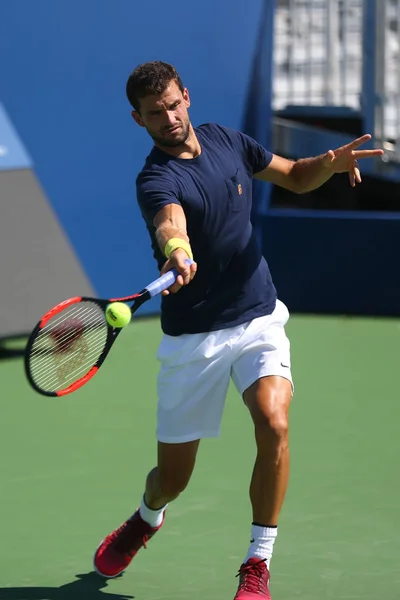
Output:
[132,80,191,148]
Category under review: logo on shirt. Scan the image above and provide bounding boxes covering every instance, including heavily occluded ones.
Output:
[237,183,243,195]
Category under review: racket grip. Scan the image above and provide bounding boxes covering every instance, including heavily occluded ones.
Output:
[146,259,194,297]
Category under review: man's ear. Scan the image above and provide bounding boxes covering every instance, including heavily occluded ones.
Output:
[183,88,190,109]
[132,110,145,127]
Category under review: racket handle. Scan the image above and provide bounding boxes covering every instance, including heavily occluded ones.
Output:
[146,259,194,297]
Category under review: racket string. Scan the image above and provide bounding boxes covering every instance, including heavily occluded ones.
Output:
[31,304,101,371]
[29,301,109,393]
[32,313,106,382]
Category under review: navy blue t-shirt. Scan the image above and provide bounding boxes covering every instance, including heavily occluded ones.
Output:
[136,123,277,336]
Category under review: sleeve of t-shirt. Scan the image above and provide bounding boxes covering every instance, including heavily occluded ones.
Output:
[136,169,181,226]
[215,124,273,175]
[238,131,273,174]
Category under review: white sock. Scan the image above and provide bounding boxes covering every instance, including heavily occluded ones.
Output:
[244,524,278,569]
[139,495,167,528]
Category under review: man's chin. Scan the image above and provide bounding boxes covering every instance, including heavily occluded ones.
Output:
[154,129,190,148]
[159,139,186,148]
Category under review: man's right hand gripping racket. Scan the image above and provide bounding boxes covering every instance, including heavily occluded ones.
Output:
[24,261,192,397]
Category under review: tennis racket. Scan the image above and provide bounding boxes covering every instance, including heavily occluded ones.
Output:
[24,260,192,397]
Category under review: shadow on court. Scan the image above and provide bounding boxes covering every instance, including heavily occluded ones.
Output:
[0,572,134,600]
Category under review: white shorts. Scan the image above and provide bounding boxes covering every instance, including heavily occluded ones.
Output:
[156,299,293,443]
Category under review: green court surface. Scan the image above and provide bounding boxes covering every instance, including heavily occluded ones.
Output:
[1,314,399,599]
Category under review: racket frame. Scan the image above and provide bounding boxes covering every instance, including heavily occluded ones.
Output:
[24,289,150,397]
[24,259,193,397]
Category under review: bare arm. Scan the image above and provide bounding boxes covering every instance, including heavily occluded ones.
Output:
[254,134,384,194]
[153,203,190,250]
[153,203,197,295]
[255,153,337,194]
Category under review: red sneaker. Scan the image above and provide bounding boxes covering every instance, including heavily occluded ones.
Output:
[234,558,271,599]
[93,510,164,578]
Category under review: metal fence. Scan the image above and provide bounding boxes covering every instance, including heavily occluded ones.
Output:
[273,0,363,109]
[273,0,400,160]
[375,0,400,154]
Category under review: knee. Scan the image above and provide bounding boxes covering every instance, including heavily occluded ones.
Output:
[254,409,289,444]
[253,411,289,468]
[245,378,291,446]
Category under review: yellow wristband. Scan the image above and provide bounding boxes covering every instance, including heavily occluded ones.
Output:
[164,237,193,260]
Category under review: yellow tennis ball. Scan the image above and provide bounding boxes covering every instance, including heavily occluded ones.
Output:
[105,302,131,328]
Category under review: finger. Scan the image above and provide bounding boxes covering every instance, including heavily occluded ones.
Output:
[171,252,193,284]
[346,134,372,150]
[170,261,190,285]
[349,169,355,187]
[170,263,197,292]
[168,273,186,294]
[354,161,361,184]
[168,282,183,294]
[175,274,185,287]
[179,259,198,284]
[180,267,191,285]
[189,261,197,280]
[352,148,384,159]
[161,257,197,293]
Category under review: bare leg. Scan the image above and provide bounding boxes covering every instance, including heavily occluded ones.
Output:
[243,376,292,525]
[144,439,200,509]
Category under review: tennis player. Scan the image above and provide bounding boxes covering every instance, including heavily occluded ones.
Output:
[94,61,383,599]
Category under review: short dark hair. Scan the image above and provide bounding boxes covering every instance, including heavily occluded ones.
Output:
[126,61,184,112]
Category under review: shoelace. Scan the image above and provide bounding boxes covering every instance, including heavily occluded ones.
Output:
[111,517,152,555]
[236,558,268,594]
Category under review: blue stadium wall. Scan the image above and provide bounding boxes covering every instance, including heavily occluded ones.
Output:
[261,209,400,317]
[0,0,273,325]
[2,1,396,331]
